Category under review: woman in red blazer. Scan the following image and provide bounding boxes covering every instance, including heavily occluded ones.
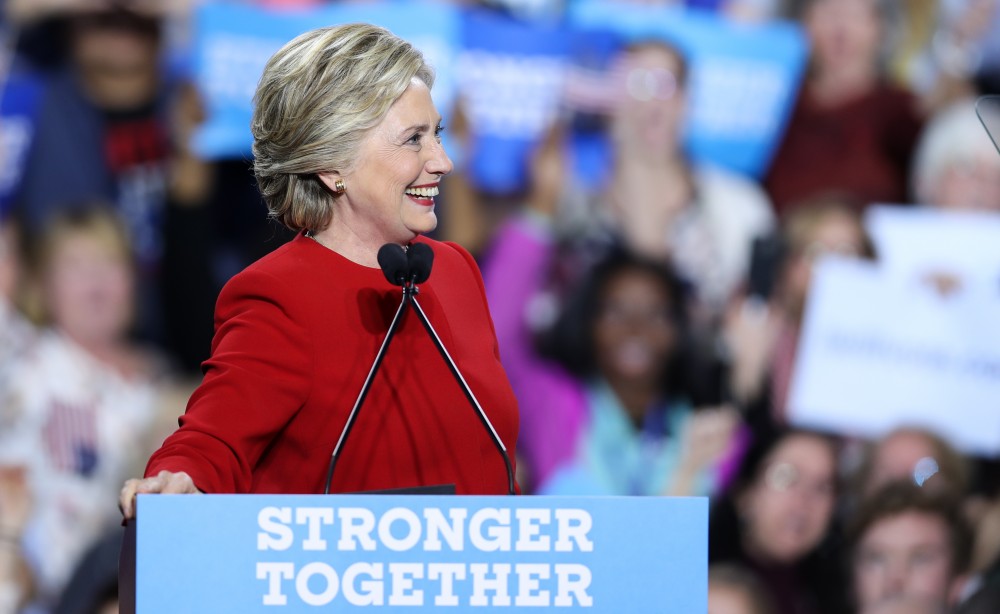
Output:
[120,24,519,517]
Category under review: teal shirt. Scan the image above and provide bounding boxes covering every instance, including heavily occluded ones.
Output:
[539,380,715,497]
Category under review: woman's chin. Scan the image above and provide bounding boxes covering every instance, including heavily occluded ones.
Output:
[404,211,438,236]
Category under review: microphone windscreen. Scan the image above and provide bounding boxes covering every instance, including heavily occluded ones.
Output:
[407,242,434,284]
[377,243,409,286]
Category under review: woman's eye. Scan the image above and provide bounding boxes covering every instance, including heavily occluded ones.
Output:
[407,132,422,145]
[434,125,444,141]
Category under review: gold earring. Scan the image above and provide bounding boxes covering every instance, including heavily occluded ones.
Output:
[334,179,346,194]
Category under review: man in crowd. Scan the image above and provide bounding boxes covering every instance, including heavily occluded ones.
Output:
[850,480,973,613]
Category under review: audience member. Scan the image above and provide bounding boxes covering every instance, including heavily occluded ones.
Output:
[0,220,34,381]
[709,429,846,614]
[709,563,776,614]
[0,206,165,608]
[0,466,33,614]
[854,427,971,500]
[724,199,874,439]
[11,3,222,368]
[765,0,924,216]
[848,481,973,613]
[911,98,1000,211]
[484,212,739,494]
[887,0,1000,113]
[479,38,773,320]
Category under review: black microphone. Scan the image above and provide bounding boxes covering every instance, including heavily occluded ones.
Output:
[377,243,409,286]
[406,242,434,284]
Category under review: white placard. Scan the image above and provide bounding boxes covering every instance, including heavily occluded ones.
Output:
[788,257,1000,456]
[865,205,1000,286]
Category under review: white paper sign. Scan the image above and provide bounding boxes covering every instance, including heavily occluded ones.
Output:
[865,205,1000,286]
[788,257,1000,456]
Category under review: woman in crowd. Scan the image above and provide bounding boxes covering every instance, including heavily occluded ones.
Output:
[469,37,773,322]
[708,563,776,614]
[483,139,739,495]
[723,199,875,440]
[709,429,846,614]
[911,98,1000,211]
[765,0,924,217]
[120,23,519,512]
[0,206,163,608]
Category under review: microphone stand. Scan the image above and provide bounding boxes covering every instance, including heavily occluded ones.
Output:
[323,283,416,495]
[323,245,516,496]
[410,296,517,496]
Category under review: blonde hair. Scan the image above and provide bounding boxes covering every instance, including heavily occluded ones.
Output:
[252,23,435,232]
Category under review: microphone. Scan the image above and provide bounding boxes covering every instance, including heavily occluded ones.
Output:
[324,242,516,496]
[377,243,409,286]
[407,242,434,284]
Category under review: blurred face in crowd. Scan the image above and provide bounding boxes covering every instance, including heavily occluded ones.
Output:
[865,430,950,496]
[740,433,837,564]
[853,511,961,612]
[783,208,866,317]
[593,267,677,389]
[931,148,1000,212]
[857,595,945,614]
[708,582,760,614]
[44,227,134,348]
[609,43,686,154]
[804,0,882,79]
[72,13,161,111]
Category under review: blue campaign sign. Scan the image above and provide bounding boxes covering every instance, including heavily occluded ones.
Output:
[456,9,573,194]
[191,1,460,159]
[0,68,44,217]
[568,1,809,179]
[132,494,706,612]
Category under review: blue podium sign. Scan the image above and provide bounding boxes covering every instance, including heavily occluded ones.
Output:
[127,495,706,612]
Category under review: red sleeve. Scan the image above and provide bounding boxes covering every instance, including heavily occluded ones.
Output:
[145,266,315,492]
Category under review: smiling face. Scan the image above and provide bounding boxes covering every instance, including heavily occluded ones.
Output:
[592,267,677,387]
[321,79,452,249]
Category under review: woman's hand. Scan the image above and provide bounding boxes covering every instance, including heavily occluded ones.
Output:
[0,466,31,537]
[664,405,741,497]
[119,470,200,520]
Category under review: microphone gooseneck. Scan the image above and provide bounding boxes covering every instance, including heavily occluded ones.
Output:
[324,242,516,495]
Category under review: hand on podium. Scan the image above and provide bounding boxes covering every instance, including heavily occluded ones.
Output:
[119,470,200,519]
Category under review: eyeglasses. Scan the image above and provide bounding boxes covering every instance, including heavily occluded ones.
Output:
[623,67,678,102]
[764,462,835,498]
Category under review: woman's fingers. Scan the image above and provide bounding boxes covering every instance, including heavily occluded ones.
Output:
[119,471,199,519]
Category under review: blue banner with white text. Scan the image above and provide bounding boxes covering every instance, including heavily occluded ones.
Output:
[133,494,707,612]
[190,1,806,185]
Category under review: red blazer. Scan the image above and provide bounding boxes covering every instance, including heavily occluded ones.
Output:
[146,233,519,494]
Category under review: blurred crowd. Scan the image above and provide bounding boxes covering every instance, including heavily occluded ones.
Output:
[1,0,1000,613]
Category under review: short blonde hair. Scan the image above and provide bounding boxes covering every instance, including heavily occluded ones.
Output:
[251,23,435,231]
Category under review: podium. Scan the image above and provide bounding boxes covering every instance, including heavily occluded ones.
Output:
[121,495,706,612]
